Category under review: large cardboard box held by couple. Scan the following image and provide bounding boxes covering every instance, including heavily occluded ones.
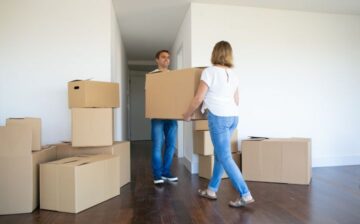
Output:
[55,141,130,188]
[68,80,119,108]
[145,68,206,120]
[71,108,113,147]
[194,130,238,155]
[0,125,56,215]
[242,138,312,185]
[193,120,209,131]
[198,152,241,179]
[40,154,120,213]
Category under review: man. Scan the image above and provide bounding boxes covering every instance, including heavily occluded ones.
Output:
[150,50,178,184]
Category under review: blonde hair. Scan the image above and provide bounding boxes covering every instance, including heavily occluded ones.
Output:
[211,41,233,68]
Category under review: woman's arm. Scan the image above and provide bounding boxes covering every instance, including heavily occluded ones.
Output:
[234,87,239,106]
[183,81,209,121]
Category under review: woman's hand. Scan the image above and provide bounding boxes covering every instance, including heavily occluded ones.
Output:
[183,81,209,122]
[182,113,192,122]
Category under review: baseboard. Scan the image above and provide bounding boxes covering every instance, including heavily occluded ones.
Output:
[313,154,360,167]
[182,157,199,174]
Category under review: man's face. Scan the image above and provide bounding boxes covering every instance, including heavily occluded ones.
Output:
[156,52,170,69]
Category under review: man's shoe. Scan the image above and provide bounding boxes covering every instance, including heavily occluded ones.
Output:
[154,177,165,184]
[161,174,178,182]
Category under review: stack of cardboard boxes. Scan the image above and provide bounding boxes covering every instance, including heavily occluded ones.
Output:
[68,80,119,147]
[0,118,56,215]
[193,120,241,179]
[39,80,131,214]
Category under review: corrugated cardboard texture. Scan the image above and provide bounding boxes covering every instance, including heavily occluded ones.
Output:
[0,125,32,156]
[0,146,56,215]
[194,129,238,155]
[71,108,113,147]
[242,138,312,185]
[198,152,241,180]
[193,120,209,131]
[68,80,119,108]
[6,117,41,151]
[40,154,120,213]
[145,68,206,120]
[55,141,131,188]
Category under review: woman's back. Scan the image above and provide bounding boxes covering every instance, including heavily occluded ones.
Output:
[201,66,239,116]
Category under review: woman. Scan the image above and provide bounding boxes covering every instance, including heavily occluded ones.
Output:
[183,41,254,207]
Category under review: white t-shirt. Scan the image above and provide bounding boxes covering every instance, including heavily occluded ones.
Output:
[200,66,240,116]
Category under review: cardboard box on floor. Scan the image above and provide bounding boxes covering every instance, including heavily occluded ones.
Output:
[55,141,131,188]
[71,108,113,147]
[40,154,120,213]
[145,67,206,120]
[68,80,119,108]
[0,144,56,215]
[241,138,312,185]
[194,129,238,155]
[194,120,209,131]
[198,152,241,180]
[6,118,41,151]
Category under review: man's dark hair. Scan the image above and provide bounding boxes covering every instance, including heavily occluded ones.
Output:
[155,50,170,59]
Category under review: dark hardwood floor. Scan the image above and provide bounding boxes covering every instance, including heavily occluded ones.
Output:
[1,141,359,224]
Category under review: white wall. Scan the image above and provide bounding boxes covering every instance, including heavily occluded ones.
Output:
[171,6,200,173]
[0,0,128,144]
[111,0,128,141]
[190,3,360,167]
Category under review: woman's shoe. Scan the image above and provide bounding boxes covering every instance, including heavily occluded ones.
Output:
[229,195,255,207]
[198,189,217,200]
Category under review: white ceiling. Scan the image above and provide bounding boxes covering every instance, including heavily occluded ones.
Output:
[113,0,360,62]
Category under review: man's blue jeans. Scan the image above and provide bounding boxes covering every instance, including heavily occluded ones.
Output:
[207,111,251,197]
[151,119,177,178]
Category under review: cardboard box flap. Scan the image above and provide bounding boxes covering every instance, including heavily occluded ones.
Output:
[69,78,92,82]
[146,66,206,76]
[47,155,117,167]
[244,136,269,141]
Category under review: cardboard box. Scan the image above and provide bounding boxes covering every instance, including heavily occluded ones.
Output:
[194,120,209,131]
[71,108,113,147]
[40,154,120,213]
[0,146,56,215]
[145,67,206,120]
[241,138,312,185]
[55,141,131,188]
[0,125,32,156]
[6,117,41,151]
[194,129,238,155]
[68,80,119,108]
[198,152,241,180]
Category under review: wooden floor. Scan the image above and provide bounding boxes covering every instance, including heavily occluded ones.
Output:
[1,141,359,224]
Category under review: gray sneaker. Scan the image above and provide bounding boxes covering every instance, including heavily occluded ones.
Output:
[161,174,178,182]
[154,177,165,184]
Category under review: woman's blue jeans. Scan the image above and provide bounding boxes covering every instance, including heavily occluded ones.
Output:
[207,111,251,197]
[151,119,177,178]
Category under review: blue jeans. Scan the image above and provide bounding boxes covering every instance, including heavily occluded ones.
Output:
[151,119,177,178]
[207,111,251,197]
